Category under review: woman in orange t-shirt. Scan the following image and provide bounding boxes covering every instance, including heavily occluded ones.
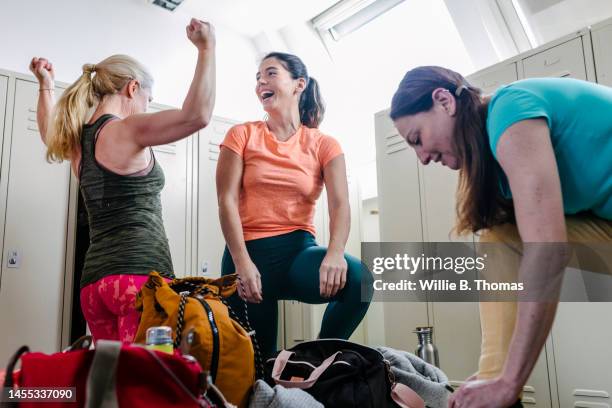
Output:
[217,52,372,359]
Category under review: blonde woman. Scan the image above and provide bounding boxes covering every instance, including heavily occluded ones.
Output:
[29,18,216,342]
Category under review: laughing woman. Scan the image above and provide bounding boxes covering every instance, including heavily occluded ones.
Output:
[216,52,372,359]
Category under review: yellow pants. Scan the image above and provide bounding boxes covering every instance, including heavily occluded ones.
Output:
[477,213,612,380]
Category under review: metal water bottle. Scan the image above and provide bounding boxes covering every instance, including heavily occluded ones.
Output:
[414,326,439,367]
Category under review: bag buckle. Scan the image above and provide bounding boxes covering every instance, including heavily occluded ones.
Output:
[384,359,396,384]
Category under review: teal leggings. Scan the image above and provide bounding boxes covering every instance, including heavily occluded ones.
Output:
[221,230,372,359]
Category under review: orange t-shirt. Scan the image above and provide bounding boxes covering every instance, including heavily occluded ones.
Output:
[220,121,343,241]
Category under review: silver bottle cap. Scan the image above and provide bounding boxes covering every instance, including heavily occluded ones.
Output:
[146,326,173,345]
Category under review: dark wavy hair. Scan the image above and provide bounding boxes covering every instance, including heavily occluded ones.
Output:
[263,52,325,128]
[390,66,514,234]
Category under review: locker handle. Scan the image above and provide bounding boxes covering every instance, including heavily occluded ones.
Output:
[27,125,39,132]
[544,57,561,66]
[551,70,571,78]
[386,144,408,155]
[386,138,405,148]
[571,402,611,408]
[573,389,610,398]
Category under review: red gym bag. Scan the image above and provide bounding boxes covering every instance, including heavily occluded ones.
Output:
[2,336,235,408]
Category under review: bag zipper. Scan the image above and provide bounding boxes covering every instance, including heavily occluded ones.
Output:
[197,298,220,384]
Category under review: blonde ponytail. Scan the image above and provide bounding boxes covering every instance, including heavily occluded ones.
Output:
[46,55,154,163]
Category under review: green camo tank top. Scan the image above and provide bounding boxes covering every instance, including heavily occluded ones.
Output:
[79,114,174,288]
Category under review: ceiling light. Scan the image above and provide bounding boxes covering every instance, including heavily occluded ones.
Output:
[149,0,184,12]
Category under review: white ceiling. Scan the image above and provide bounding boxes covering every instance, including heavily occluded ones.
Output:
[177,0,340,37]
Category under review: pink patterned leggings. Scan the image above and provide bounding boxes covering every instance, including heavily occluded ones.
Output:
[80,274,171,342]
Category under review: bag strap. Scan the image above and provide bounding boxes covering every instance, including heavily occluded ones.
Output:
[271,350,343,389]
[385,359,425,408]
[2,345,29,408]
[220,296,265,380]
[391,383,425,408]
[175,291,190,349]
[85,340,121,408]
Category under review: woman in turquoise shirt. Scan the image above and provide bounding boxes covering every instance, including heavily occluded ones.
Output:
[389,66,612,408]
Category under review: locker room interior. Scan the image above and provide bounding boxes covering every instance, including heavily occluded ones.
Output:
[1,1,612,407]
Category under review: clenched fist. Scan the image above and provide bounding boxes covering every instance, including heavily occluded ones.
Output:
[186,18,215,51]
[29,57,55,88]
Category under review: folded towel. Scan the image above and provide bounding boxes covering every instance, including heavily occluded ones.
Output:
[377,346,453,408]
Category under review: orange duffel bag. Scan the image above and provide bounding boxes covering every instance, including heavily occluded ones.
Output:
[135,272,257,408]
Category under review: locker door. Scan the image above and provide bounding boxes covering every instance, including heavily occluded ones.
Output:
[154,140,189,277]
[468,62,519,95]
[420,160,481,386]
[197,117,237,277]
[0,79,71,363]
[523,37,587,80]
[0,75,6,164]
[592,23,612,86]
[0,74,9,275]
[552,302,612,408]
[148,104,190,278]
[375,110,423,243]
[374,109,429,350]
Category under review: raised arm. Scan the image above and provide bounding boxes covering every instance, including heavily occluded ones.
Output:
[29,57,55,145]
[119,18,216,147]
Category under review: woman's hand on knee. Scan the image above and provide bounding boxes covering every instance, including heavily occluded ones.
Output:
[236,259,263,303]
[319,251,348,298]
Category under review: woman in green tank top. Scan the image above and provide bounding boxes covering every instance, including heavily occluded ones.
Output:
[28,18,216,343]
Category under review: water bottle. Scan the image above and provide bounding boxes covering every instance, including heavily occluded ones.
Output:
[146,326,174,354]
[414,326,439,367]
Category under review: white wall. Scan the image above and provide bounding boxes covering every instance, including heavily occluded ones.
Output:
[0,0,260,121]
[254,0,473,177]
[515,0,612,45]
[443,0,513,70]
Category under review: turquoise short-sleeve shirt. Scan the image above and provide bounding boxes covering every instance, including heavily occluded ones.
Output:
[486,77,612,220]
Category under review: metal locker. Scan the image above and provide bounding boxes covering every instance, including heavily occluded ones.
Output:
[374,109,429,351]
[0,79,71,363]
[197,116,238,278]
[592,22,612,87]
[552,302,612,408]
[468,62,519,95]
[150,104,191,278]
[523,37,587,80]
